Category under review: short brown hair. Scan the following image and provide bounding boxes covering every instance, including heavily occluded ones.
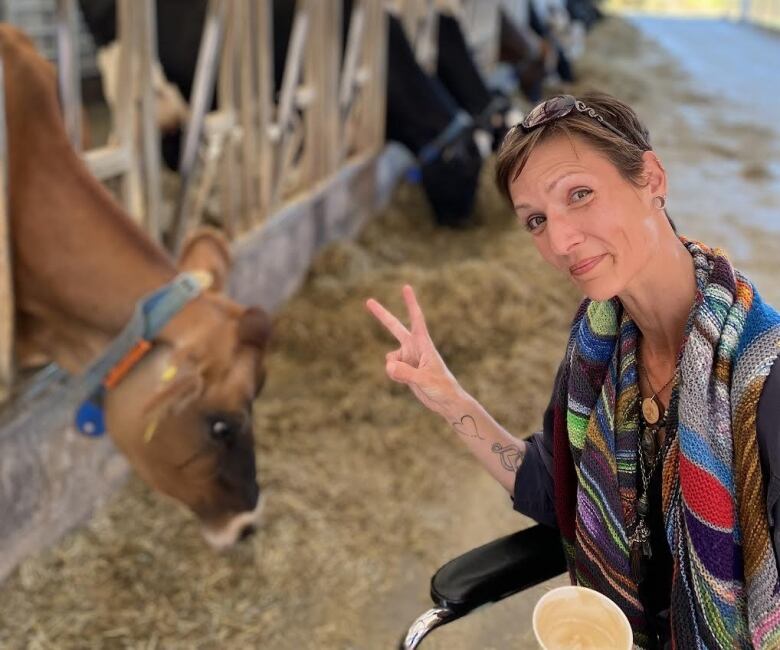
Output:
[495,91,654,202]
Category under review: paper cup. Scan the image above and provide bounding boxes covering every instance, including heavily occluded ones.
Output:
[532,585,633,650]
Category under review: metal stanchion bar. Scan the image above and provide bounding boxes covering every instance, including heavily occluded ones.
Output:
[138,0,163,242]
[56,0,82,152]
[172,0,228,252]
[0,60,14,393]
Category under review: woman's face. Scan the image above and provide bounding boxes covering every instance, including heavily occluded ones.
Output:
[509,134,664,301]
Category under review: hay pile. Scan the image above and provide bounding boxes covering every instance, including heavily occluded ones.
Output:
[2,14,777,650]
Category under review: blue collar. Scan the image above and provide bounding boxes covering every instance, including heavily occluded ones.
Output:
[74,272,212,437]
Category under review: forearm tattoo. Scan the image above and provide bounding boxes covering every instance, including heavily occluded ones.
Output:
[451,414,484,440]
[491,443,526,472]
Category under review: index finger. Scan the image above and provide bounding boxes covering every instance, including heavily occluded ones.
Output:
[365,298,410,343]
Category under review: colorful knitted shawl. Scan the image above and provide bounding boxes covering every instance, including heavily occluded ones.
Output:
[551,239,780,648]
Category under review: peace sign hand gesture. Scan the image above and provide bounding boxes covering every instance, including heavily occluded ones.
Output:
[366,285,464,419]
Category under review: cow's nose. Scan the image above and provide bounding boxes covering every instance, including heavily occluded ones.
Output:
[239,523,256,541]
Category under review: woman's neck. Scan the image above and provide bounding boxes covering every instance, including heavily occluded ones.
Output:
[619,231,697,370]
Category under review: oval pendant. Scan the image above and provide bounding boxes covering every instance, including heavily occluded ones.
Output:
[641,430,656,458]
[638,492,649,518]
[642,397,660,425]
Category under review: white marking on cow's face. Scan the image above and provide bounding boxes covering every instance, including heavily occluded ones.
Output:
[201,493,266,551]
[473,129,493,160]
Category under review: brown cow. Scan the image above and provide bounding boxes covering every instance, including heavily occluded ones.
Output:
[1,24,269,549]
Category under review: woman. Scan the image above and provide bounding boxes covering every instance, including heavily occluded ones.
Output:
[366,92,780,649]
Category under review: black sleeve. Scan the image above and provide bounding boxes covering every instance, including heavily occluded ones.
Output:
[512,362,563,528]
[757,354,780,568]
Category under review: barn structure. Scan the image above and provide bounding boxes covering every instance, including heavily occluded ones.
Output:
[0,0,517,582]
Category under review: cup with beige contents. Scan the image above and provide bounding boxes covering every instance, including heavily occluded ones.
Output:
[532,585,633,650]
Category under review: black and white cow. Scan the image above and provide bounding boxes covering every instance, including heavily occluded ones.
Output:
[383,9,482,227]
[498,8,547,103]
[567,0,603,30]
[528,0,576,84]
[435,10,514,152]
[78,0,208,169]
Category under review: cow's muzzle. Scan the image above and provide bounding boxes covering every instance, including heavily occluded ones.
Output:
[201,493,266,550]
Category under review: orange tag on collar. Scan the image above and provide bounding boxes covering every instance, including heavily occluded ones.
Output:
[104,339,153,389]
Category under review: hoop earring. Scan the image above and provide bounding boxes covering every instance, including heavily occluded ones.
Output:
[653,195,666,209]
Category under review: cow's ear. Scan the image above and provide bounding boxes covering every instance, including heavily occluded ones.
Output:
[237,306,272,351]
[177,227,231,292]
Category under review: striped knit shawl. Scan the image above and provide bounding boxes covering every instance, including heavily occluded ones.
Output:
[552,239,780,649]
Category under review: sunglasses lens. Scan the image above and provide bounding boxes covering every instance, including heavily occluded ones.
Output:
[522,95,575,130]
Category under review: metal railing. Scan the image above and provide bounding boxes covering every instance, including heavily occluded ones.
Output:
[0,60,13,397]
[172,0,389,251]
[55,0,163,238]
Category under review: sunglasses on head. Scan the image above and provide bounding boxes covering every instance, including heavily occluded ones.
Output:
[518,95,630,142]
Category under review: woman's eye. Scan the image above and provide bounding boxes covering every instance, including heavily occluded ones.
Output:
[571,188,592,202]
[526,215,546,231]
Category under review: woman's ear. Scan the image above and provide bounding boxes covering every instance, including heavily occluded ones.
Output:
[641,150,667,198]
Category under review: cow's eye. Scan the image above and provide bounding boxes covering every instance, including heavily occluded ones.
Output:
[208,416,238,443]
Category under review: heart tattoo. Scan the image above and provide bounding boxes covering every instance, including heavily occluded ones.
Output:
[452,414,483,439]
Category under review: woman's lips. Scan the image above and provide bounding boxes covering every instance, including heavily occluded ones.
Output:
[570,254,607,276]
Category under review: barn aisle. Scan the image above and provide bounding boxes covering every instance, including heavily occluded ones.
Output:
[0,14,777,650]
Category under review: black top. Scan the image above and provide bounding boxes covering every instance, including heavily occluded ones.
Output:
[640,458,673,648]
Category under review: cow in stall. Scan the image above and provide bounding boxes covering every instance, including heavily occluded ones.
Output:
[567,0,603,30]
[1,24,269,550]
[498,8,549,103]
[79,0,484,228]
[77,0,202,170]
[382,7,482,227]
[434,8,519,153]
[527,0,589,85]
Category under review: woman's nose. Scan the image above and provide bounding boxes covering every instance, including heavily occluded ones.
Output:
[546,215,583,257]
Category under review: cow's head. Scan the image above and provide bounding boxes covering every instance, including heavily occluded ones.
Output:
[421,131,483,228]
[103,229,271,549]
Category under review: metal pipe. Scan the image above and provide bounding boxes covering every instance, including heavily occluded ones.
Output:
[55,0,82,151]
[399,606,459,650]
[171,0,227,252]
[0,58,15,392]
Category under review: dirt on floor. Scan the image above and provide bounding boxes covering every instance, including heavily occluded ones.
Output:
[0,14,778,650]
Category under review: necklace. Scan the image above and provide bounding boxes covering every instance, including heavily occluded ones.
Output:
[630,409,676,581]
[638,357,678,425]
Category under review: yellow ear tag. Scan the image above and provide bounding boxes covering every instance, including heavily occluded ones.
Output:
[144,419,159,444]
[161,365,178,383]
[190,270,214,291]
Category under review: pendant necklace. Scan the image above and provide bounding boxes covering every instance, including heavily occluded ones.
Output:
[630,355,679,581]
[639,359,678,426]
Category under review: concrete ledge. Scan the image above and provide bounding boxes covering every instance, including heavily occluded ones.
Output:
[0,143,411,583]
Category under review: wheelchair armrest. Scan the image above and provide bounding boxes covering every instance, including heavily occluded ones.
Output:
[430,524,566,615]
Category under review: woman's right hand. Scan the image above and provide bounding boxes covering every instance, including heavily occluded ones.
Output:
[366,284,464,419]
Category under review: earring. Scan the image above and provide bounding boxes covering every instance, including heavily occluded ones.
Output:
[653,195,666,209]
